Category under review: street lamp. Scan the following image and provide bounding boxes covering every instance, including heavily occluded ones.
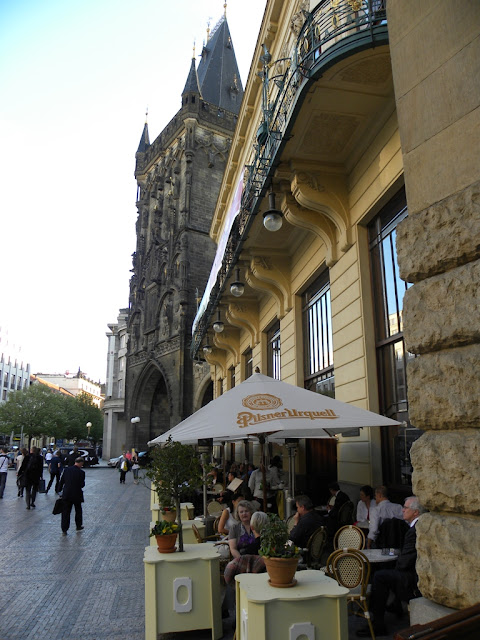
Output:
[86,422,92,440]
[131,416,140,451]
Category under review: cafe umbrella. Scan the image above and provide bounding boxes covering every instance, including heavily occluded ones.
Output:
[148,372,400,509]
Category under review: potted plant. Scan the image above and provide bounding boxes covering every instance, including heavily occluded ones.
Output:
[160,504,176,522]
[150,519,180,553]
[259,513,300,587]
[145,437,204,551]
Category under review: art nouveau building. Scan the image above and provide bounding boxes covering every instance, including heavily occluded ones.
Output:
[192,0,480,612]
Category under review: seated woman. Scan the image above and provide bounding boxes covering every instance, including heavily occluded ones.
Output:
[355,484,376,531]
[224,511,269,585]
[227,500,256,559]
[217,491,244,535]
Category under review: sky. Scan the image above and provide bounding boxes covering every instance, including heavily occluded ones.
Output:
[0,0,267,383]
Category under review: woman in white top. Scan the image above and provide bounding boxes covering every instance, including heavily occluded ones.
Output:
[356,485,376,528]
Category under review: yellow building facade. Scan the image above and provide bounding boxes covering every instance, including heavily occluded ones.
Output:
[192,0,480,610]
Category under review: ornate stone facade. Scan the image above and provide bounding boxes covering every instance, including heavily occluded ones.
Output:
[124,17,241,448]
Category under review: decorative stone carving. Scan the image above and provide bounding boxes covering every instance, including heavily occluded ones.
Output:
[411,431,480,514]
[407,345,480,429]
[416,513,480,609]
[397,180,480,283]
[403,260,480,354]
[290,0,309,36]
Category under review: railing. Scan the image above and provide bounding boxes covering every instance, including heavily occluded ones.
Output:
[191,0,387,357]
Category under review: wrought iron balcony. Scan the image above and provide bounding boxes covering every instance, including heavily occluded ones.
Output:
[191,0,387,357]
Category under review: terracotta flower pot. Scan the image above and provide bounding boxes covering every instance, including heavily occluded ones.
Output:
[155,533,177,553]
[264,556,299,587]
[161,509,177,522]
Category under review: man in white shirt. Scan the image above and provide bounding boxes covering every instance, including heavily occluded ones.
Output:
[367,485,403,548]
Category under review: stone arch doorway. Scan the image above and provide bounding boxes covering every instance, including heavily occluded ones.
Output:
[130,363,171,450]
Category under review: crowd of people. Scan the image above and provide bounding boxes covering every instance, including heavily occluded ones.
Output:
[210,457,425,635]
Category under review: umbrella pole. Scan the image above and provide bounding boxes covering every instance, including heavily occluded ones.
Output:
[259,435,267,512]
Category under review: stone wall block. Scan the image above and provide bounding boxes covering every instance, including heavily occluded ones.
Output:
[403,260,480,354]
[397,179,480,283]
[407,345,480,429]
[416,513,480,609]
[411,431,480,514]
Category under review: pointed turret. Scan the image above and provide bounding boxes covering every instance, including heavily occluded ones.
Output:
[136,121,150,154]
[182,56,202,98]
[197,16,243,114]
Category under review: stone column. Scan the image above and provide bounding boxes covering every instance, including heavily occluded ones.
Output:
[388,0,480,608]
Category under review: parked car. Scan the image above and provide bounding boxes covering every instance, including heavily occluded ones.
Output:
[108,455,122,468]
[137,451,152,467]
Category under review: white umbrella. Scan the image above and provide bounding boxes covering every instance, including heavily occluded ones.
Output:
[148,373,399,509]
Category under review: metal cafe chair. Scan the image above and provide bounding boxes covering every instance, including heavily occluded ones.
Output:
[328,549,375,640]
[334,524,366,550]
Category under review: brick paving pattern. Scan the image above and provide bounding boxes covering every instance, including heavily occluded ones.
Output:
[0,465,407,640]
[0,464,150,640]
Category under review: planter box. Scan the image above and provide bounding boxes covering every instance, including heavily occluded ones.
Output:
[235,570,349,640]
[144,543,222,640]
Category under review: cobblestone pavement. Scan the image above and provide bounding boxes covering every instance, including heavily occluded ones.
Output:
[0,465,408,640]
[0,464,151,640]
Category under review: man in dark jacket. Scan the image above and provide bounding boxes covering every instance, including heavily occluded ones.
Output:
[325,481,350,536]
[289,495,324,548]
[20,447,43,510]
[46,450,63,494]
[356,496,425,637]
[58,457,85,535]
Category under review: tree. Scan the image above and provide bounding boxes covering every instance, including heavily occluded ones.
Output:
[63,393,102,443]
[0,384,61,444]
[146,438,204,551]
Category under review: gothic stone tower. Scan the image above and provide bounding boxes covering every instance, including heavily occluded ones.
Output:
[125,16,243,449]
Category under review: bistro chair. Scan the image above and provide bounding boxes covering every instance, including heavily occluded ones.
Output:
[191,523,223,544]
[328,549,375,640]
[285,513,296,533]
[334,524,366,550]
[338,500,356,526]
[304,526,327,569]
[207,499,224,516]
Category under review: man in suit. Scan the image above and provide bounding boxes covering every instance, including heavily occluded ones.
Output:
[357,496,425,637]
[289,495,324,548]
[325,481,350,536]
[58,457,85,535]
[367,485,404,548]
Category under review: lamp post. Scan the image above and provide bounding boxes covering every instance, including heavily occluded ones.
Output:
[86,422,92,441]
[131,416,140,452]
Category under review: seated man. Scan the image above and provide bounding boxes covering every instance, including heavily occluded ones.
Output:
[289,495,324,548]
[357,496,426,637]
[367,485,403,548]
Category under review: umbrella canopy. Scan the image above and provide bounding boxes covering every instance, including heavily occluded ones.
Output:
[148,372,399,446]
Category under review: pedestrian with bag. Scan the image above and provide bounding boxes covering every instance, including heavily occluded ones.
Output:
[58,457,85,535]
[117,453,130,484]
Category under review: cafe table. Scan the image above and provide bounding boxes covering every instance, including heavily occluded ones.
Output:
[362,548,399,564]
[235,569,349,640]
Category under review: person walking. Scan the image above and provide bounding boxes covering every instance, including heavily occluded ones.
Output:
[117,454,130,484]
[0,447,9,499]
[131,455,140,485]
[58,457,85,535]
[46,450,63,494]
[15,448,27,497]
[20,447,44,509]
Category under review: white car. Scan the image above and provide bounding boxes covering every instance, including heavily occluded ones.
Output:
[107,455,122,468]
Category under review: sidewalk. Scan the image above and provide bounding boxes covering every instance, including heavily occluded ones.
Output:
[0,466,407,640]
[0,465,150,640]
